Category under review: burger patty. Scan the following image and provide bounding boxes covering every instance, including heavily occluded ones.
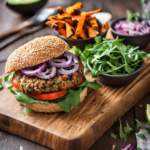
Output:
[15,61,84,94]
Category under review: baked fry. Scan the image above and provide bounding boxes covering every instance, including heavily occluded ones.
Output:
[66,22,74,37]
[85,8,102,16]
[75,12,86,36]
[66,2,83,14]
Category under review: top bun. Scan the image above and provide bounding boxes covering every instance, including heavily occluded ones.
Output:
[5,36,70,73]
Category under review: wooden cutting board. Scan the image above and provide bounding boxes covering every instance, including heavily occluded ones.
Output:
[0,57,150,150]
[0,29,150,150]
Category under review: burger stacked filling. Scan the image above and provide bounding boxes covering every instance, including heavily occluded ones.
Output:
[12,52,84,100]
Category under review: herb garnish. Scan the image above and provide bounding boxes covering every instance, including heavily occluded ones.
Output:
[146,127,150,134]
[110,133,118,139]
[137,133,146,139]
[123,120,133,134]
[0,78,3,90]
[126,10,140,21]
[135,119,140,133]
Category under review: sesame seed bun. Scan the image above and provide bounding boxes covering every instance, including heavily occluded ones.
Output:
[5,36,70,74]
[21,87,87,113]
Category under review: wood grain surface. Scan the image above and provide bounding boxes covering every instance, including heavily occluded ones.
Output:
[0,56,150,150]
[0,0,150,149]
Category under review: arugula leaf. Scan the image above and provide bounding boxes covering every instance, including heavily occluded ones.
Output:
[4,72,15,89]
[110,133,118,139]
[10,76,102,113]
[118,119,128,141]
[135,119,140,133]
[0,78,3,90]
[137,148,141,150]
[146,127,150,134]
[23,106,33,115]
[137,133,146,139]
[123,121,133,134]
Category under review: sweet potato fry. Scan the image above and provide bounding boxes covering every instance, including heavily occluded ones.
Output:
[75,12,86,36]
[55,20,65,28]
[71,34,78,39]
[86,16,95,20]
[51,14,71,20]
[100,22,109,33]
[89,18,99,28]
[80,29,87,39]
[66,2,83,14]
[72,15,80,21]
[66,22,74,37]
[46,21,53,27]
[63,17,75,26]
[57,6,67,15]
[56,28,66,37]
[86,26,97,38]
[85,8,102,16]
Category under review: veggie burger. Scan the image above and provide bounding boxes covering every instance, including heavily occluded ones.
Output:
[5,36,101,113]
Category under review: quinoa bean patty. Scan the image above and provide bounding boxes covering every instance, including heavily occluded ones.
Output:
[15,61,84,94]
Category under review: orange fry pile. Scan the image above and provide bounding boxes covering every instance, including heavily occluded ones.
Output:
[46,2,109,39]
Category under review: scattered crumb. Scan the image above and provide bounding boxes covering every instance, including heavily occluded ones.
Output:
[101,111,104,113]
[68,122,69,124]
[20,146,23,150]
[100,94,102,96]
[6,139,7,142]
[101,103,104,106]
[140,104,142,107]
[112,144,116,150]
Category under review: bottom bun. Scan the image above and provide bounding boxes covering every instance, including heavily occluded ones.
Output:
[21,87,88,113]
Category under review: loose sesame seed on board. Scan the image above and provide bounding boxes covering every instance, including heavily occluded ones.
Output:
[5,36,70,74]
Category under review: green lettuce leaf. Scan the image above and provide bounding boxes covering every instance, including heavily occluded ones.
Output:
[4,72,15,89]
[10,76,102,112]
[23,106,33,115]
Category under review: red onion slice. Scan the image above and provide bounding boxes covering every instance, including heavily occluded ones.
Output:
[129,145,136,150]
[121,143,132,150]
[114,20,150,35]
[57,54,79,75]
[21,62,46,76]
[36,67,56,79]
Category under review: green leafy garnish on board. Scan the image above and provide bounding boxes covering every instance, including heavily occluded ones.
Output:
[110,133,118,139]
[23,106,33,115]
[118,119,128,141]
[10,76,102,113]
[126,10,140,21]
[146,127,150,134]
[4,72,15,89]
[0,78,3,90]
[123,121,133,134]
[135,119,140,133]
[137,133,146,139]
[70,37,148,77]
[137,148,142,150]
